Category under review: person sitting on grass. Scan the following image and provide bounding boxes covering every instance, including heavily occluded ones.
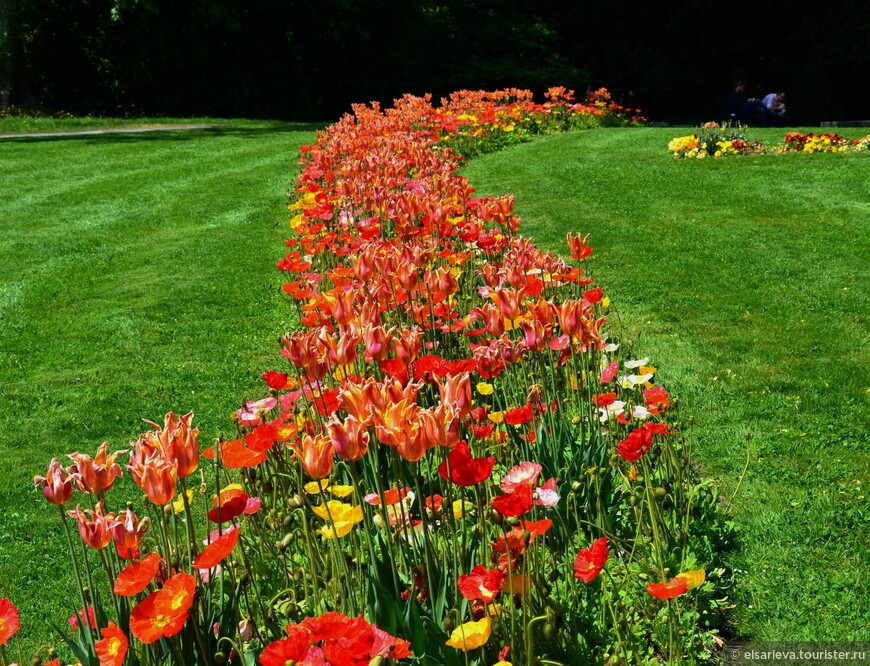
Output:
[726,81,769,126]
[762,90,787,125]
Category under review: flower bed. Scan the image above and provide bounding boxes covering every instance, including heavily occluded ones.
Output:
[669,124,870,158]
[15,89,733,666]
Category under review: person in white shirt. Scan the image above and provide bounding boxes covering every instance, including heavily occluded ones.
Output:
[762,91,786,124]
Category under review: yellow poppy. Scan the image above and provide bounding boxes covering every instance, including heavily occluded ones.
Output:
[446,616,491,651]
[676,569,706,590]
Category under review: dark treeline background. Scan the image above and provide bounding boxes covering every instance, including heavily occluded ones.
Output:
[1,0,867,124]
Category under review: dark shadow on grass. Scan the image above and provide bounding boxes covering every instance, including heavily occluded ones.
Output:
[0,121,326,144]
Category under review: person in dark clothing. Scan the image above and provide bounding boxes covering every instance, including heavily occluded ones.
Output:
[726,81,769,125]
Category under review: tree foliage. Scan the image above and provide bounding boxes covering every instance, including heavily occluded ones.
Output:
[2,0,867,123]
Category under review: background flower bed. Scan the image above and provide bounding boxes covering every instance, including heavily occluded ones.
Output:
[12,90,736,666]
[668,124,870,158]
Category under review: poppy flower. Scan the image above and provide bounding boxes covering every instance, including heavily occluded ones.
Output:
[647,576,688,600]
[69,606,97,631]
[154,572,196,617]
[311,501,364,539]
[617,427,653,462]
[437,441,495,486]
[574,537,608,584]
[114,552,161,597]
[521,518,552,542]
[504,404,533,425]
[599,360,619,384]
[534,478,560,507]
[591,392,616,408]
[677,569,706,590]
[129,591,188,644]
[259,626,311,666]
[95,620,128,666]
[0,598,20,645]
[458,565,504,602]
[202,439,267,469]
[500,462,542,493]
[491,484,534,517]
[262,370,289,390]
[446,616,491,651]
[208,487,249,523]
[192,528,239,569]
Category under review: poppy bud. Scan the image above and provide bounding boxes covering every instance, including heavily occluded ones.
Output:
[571,480,582,491]
[280,533,295,549]
[369,658,386,666]
[543,622,557,640]
[442,615,455,632]
[490,508,504,525]
[214,652,227,665]
[654,487,667,499]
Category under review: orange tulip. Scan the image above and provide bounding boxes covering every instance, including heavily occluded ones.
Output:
[34,458,76,506]
[327,414,370,462]
[111,508,150,552]
[68,442,125,494]
[68,501,119,550]
[127,452,178,505]
[289,432,334,479]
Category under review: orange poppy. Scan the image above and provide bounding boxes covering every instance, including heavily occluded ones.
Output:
[114,552,161,597]
[95,620,128,666]
[647,576,688,600]
[202,439,267,469]
[129,590,188,644]
[154,572,196,617]
[192,528,239,570]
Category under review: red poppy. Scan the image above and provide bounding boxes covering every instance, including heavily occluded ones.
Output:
[617,427,653,462]
[262,371,289,390]
[380,358,409,385]
[245,423,278,453]
[574,537,608,583]
[0,598,20,645]
[437,441,495,487]
[208,488,249,523]
[504,404,534,425]
[643,421,672,435]
[458,565,504,602]
[193,528,240,570]
[643,385,670,412]
[491,484,534,517]
[129,591,188,644]
[591,392,616,408]
[425,494,443,514]
[95,620,128,666]
[582,286,603,304]
[647,576,688,600]
[443,358,476,374]
[259,627,311,666]
[299,611,369,643]
[413,354,448,381]
[114,552,161,597]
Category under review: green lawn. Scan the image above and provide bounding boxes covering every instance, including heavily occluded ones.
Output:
[463,127,870,641]
[1,121,867,658]
[0,120,318,657]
